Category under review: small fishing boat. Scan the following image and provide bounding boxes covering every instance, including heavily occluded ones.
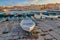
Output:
[20,17,35,32]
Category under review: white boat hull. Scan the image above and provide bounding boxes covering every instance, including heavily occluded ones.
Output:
[20,17,35,32]
[42,15,58,18]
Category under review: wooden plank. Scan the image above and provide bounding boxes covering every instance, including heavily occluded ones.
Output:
[44,35,53,40]
[37,36,44,40]
[48,31,60,40]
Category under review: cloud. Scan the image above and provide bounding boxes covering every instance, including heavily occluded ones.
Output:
[8,2,30,6]
[26,0,37,1]
[1,0,60,6]
[38,0,60,4]
[31,0,38,4]
[26,0,39,4]
[8,0,38,6]
[25,0,38,4]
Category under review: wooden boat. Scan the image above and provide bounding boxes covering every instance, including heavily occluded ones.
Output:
[20,17,35,32]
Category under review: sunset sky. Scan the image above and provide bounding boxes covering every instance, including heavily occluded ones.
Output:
[0,0,60,6]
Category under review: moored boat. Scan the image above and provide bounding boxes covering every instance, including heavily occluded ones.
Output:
[20,17,35,32]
